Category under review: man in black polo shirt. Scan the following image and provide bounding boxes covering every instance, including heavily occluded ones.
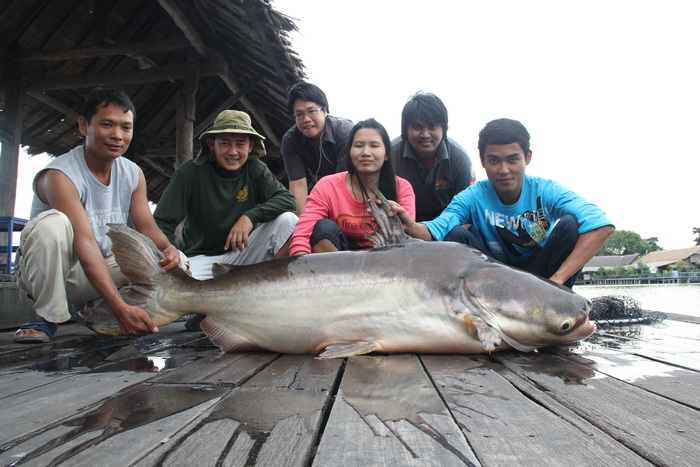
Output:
[391,91,475,221]
[281,82,353,215]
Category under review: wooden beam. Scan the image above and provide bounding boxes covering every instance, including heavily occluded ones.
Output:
[175,50,199,167]
[193,73,263,137]
[0,0,51,48]
[26,61,226,92]
[0,72,25,217]
[157,0,209,57]
[140,157,174,177]
[220,74,281,148]
[158,0,279,147]
[9,38,191,61]
[0,129,13,144]
[27,91,81,121]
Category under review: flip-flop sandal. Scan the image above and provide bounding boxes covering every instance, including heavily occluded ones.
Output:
[14,320,58,343]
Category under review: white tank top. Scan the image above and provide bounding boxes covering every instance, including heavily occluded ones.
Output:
[30,146,140,256]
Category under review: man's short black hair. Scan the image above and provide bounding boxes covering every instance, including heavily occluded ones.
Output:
[400,91,449,141]
[82,87,136,124]
[286,81,329,116]
[478,118,530,157]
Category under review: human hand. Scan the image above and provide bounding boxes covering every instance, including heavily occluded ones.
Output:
[225,216,253,252]
[113,303,159,336]
[159,244,183,273]
[385,200,413,225]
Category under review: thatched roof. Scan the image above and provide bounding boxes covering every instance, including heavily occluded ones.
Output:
[0,0,305,203]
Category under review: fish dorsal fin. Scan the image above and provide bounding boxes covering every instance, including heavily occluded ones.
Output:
[364,186,415,247]
[211,262,241,278]
[317,341,382,359]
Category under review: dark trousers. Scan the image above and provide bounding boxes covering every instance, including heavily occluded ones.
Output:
[310,218,356,251]
[443,215,582,288]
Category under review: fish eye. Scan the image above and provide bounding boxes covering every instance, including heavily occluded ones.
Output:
[560,319,573,332]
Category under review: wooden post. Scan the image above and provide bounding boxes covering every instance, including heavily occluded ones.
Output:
[0,72,24,217]
[175,49,200,167]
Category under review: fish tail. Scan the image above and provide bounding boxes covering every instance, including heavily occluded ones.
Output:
[107,223,165,286]
[80,224,189,336]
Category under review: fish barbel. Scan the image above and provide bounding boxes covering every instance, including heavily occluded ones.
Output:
[80,189,595,358]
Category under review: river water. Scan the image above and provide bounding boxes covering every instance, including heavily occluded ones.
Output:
[573,283,700,318]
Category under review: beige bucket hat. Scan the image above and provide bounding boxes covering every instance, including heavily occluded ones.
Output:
[194,110,266,165]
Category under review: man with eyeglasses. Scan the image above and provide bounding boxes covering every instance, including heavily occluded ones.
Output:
[281,81,353,215]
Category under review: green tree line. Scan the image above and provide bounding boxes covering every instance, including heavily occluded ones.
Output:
[597,227,700,256]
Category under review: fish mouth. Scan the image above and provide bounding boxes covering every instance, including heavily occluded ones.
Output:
[566,320,596,342]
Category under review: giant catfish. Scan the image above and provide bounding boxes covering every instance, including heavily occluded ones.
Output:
[80,189,595,358]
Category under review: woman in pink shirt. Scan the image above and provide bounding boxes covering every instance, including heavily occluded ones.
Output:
[289,118,416,255]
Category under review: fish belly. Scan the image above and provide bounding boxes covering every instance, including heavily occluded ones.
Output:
[181,268,484,355]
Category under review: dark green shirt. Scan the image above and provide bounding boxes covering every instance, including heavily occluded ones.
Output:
[154,158,296,256]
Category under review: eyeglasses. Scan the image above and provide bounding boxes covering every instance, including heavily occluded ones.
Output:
[293,106,323,121]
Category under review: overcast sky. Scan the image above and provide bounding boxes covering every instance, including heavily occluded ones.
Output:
[270,0,700,249]
[13,0,699,250]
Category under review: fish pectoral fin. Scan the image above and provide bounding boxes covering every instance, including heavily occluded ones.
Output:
[465,316,502,352]
[201,319,263,353]
[317,341,382,359]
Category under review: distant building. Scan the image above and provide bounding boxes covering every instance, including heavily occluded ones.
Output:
[635,246,700,273]
[583,254,641,274]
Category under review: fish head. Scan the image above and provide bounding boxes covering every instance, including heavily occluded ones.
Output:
[460,260,596,352]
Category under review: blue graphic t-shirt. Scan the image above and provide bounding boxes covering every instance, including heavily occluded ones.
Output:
[424,176,613,265]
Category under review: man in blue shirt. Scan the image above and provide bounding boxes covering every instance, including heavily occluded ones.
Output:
[395,118,615,288]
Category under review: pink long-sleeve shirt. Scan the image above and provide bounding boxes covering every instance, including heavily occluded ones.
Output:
[289,172,416,255]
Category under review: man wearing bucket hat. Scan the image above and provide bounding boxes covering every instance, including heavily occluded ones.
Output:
[154,110,298,280]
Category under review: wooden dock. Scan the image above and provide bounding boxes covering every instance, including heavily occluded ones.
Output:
[0,314,698,466]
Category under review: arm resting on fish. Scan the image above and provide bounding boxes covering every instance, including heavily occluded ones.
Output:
[386,200,434,241]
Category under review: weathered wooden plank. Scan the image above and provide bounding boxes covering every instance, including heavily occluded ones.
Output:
[0,330,209,376]
[0,368,74,397]
[665,313,700,324]
[0,425,75,466]
[658,320,700,339]
[150,351,278,385]
[242,354,343,391]
[313,355,479,467]
[138,355,340,466]
[137,388,329,466]
[423,355,650,466]
[587,321,700,371]
[497,352,700,466]
[559,347,700,409]
[134,417,239,467]
[16,394,225,466]
[217,397,324,467]
[0,371,157,447]
[0,322,202,369]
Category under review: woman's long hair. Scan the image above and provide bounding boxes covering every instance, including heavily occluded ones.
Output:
[346,118,399,203]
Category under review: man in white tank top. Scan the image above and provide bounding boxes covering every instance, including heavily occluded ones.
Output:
[14,88,183,343]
